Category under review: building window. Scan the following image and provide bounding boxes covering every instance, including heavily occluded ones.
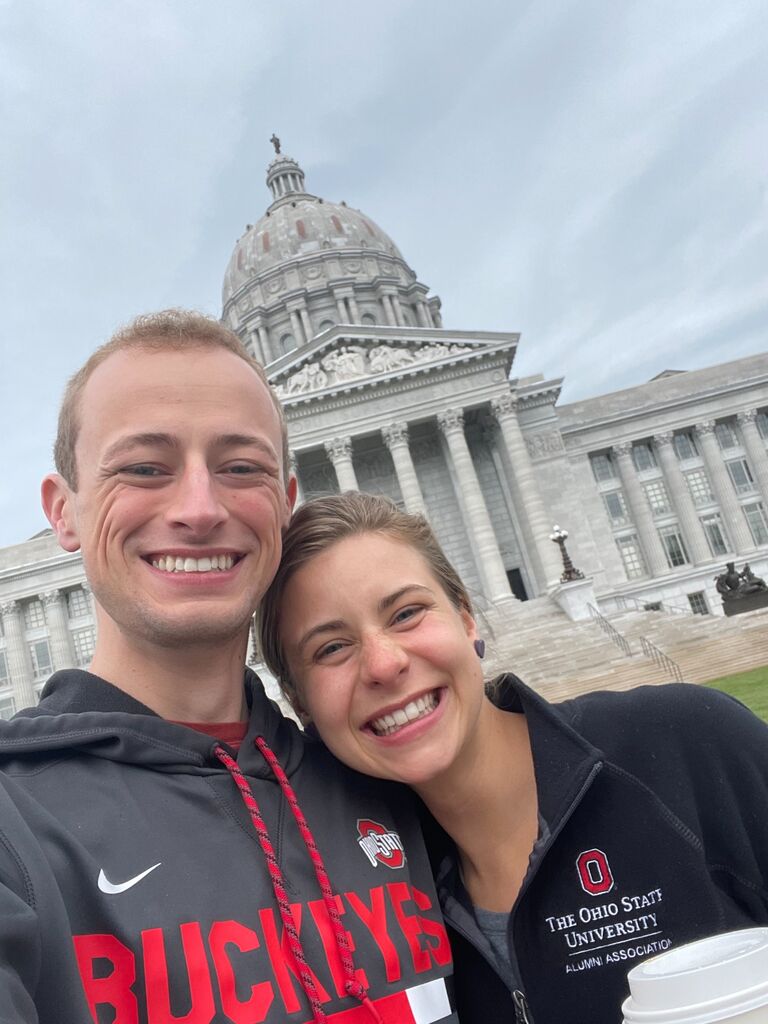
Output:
[72,629,96,667]
[744,502,768,546]
[715,421,739,450]
[673,432,698,461]
[590,452,616,483]
[659,526,689,568]
[701,513,729,557]
[279,333,296,355]
[616,535,646,579]
[687,592,709,615]
[29,640,52,680]
[644,480,671,516]
[0,651,7,686]
[0,692,15,721]
[603,491,629,525]
[757,411,768,440]
[725,459,755,495]
[23,600,45,631]
[361,312,376,325]
[632,443,657,471]
[67,588,90,619]
[685,469,714,507]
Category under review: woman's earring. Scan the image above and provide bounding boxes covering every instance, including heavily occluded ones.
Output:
[473,638,486,660]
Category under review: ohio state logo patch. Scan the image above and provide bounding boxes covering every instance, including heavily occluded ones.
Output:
[576,848,615,896]
[357,819,405,869]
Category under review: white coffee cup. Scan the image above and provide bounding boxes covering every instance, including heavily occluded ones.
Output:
[622,929,768,1023]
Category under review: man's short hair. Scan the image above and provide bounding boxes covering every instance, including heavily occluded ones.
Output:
[54,309,289,488]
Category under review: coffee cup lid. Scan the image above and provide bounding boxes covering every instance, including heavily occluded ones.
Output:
[622,929,768,1023]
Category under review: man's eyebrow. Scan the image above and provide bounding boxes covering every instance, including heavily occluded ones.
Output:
[101,433,178,463]
[213,434,279,460]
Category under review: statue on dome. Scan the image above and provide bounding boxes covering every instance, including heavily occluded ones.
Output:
[270,134,281,155]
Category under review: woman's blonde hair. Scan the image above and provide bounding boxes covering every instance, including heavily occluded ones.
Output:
[258,491,472,702]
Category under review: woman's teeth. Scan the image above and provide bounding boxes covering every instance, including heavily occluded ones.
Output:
[370,692,438,737]
[151,555,235,573]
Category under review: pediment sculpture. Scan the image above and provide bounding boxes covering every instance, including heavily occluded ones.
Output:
[274,340,473,397]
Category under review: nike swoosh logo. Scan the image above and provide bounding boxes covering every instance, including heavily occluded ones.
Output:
[97,862,162,894]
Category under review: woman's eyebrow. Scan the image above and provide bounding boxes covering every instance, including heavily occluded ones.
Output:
[378,584,433,612]
[296,620,346,653]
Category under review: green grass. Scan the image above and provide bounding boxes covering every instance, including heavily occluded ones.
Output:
[703,666,768,722]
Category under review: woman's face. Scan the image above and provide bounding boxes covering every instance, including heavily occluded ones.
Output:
[279,532,487,788]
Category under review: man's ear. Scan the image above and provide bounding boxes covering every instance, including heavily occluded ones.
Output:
[41,474,81,552]
[286,473,298,514]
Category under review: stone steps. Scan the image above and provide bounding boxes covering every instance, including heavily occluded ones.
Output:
[480,599,768,700]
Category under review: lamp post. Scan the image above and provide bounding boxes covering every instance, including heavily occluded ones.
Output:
[549,524,585,583]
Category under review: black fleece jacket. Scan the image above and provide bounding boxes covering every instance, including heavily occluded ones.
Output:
[432,677,768,1024]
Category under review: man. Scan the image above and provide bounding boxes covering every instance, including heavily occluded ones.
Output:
[0,311,456,1023]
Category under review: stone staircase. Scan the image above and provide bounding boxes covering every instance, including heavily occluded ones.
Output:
[479,597,768,702]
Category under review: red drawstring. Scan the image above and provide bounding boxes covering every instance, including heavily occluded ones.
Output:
[215,740,383,1024]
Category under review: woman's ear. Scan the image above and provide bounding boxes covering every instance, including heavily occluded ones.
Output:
[41,474,81,552]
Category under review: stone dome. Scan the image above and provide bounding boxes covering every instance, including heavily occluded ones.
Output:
[223,159,405,300]
[221,147,441,364]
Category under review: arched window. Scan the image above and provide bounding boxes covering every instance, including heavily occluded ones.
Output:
[280,333,296,354]
[361,313,376,325]
[318,319,335,333]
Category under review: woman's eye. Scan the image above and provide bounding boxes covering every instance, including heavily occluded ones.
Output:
[392,605,423,625]
[317,641,345,660]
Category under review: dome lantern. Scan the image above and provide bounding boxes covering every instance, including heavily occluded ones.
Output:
[265,134,307,201]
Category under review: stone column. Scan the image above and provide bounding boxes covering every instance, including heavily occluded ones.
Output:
[0,601,37,709]
[380,294,396,326]
[653,433,712,564]
[41,590,75,670]
[695,422,755,553]
[437,409,515,602]
[391,294,405,326]
[334,294,348,322]
[289,310,304,346]
[737,411,768,505]
[416,302,430,328]
[325,436,359,492]
[257,324,274,364]
[348,293,361,324]
[299,307,313,344]
[382,424,427,515]
[490,394,564,587]
[612,443,669,576]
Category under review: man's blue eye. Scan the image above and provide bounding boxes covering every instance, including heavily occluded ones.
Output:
[126,465,160,476]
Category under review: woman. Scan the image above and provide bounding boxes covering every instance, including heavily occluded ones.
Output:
[259,492,768,1024]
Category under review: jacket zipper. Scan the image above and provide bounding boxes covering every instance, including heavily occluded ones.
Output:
[513,990,533,1023]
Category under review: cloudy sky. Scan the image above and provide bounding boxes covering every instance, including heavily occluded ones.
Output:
[2,0,767,546]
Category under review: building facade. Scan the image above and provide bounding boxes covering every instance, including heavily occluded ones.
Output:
[1,149,767,714]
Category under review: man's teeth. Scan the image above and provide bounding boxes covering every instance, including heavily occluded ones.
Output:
[151,555,235,573]
[370,692,438,737]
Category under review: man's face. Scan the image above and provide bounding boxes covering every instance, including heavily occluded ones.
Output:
[44,345,294,650]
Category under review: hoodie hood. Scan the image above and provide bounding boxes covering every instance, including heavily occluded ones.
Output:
[0,668,307,777]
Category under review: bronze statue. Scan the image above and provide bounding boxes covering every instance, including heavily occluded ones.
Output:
[715,561,768,604]
[270,133,281,155]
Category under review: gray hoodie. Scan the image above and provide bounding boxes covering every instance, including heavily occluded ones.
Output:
[0,669,456,1024]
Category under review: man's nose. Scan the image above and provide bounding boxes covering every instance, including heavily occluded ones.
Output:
[166,467,229,535]
[360,632,409,687]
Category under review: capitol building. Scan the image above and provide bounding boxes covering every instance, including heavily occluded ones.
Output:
[1,147,767,713]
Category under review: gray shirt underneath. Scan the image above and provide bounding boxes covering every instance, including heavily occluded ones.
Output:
[469,816,552,991]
